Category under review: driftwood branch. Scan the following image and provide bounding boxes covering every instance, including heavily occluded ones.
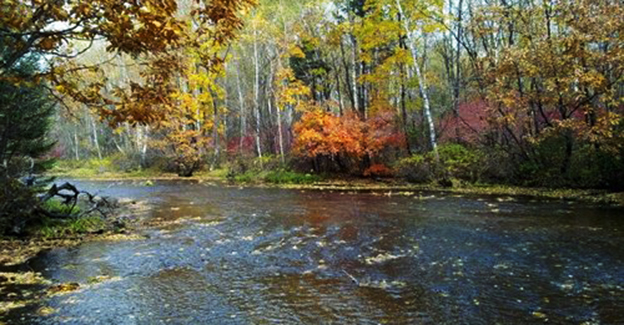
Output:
[38,182,114,219]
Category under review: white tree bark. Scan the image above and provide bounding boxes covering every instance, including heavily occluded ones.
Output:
[236,60,246,153]
[351,35,359,113]
[74,129,79,160]
[268,62,285,165]
[396,0,439,159]
[90,113,102,160]
[253,26,263,168]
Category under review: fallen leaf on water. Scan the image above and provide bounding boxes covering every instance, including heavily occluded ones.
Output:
[48,282,80,294]
[87,275,114,284]
[37,306,56,316]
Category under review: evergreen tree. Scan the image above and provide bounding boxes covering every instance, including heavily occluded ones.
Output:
[0,55,56,234]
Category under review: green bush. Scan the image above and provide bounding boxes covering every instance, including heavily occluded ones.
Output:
[395,154,434,183]
[437,143,483,182]
[396,144,483,184]
[32,216,106,239]
[226,154,288,181]
[253,155,283,171]
[489,124,624,190]
[228,169,321,185]
[264,170,321,184]
[0,178,39,235]
[518,135,624,190]
[51,157,119,177]
[233,172,255,183]
[42,199,81,216]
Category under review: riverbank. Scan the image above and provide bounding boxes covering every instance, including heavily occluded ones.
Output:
[49,168,624,206]
[0,232,146,322]
[260,180,624,206]
[0,198,150,320]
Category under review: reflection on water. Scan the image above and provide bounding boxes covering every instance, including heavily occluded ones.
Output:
[6,180,624,324]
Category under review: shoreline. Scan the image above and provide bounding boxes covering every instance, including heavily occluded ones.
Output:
[50,173,624,206]
[2,173,621,320]
[0,199,150,319]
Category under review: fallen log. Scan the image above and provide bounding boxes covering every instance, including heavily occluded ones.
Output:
[38,182,115,219]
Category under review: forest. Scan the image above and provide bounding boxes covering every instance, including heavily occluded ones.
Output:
[1,0,623,233]
[1,1,624,323]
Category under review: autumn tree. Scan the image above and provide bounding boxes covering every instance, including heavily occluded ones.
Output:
[0,0,256,232]
[466,0,623,187]
[293,108,404,174]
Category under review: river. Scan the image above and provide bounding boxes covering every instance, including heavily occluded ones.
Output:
[6,180,624,324]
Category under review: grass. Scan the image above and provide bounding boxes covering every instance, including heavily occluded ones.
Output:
[194,168,229,179]
[30,216,106,239]
[26,199,107,239]
[264,170,322,184]
[47,159,622,205]
[42,199,81,216]
[276,180,623,205]
[52,158,322,185]
[231,170,322,185]
[50,159,228,180]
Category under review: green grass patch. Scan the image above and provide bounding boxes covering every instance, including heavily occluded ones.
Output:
[42,199,81,215]
[195,168,229,179]
[230,169,322,185]
[233,171,255,183]
[50,159,171,179]
[122,167,167,178]
[263,170,322,184]
[50,158,118,177]
[30,216,106,239]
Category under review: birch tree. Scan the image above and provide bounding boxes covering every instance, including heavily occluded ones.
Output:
[395,0,444,158]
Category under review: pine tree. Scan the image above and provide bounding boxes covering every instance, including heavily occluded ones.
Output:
[0,54,56,233]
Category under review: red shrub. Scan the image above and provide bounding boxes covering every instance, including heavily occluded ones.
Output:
[363,164,393,177]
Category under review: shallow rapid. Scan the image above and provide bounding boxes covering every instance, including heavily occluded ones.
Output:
[7,180,624,324]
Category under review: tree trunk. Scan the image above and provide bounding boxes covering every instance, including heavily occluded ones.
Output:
[396,1,439,160]
[253,27,263,168]
[453,0,463,140]
[211,92,220,170]
[351,34,359,114]
[90,115,102,160]
[236,60,246,154]
[339,37,356,111]
[74,129,79,160]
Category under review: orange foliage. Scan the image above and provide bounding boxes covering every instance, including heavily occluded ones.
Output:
[0,0,256,126]
[293,109,405,162]
[363,164,393,177]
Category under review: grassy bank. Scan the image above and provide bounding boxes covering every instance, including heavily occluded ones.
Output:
[49,158,188,179]
[278,181,624,206]
[50,159,321,184]
[48,160,624,206]
[0,198,149,320]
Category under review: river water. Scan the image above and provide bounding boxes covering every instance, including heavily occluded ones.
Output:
[6,180,624,324]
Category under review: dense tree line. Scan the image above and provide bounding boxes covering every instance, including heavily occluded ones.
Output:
[0,0,254,233]
[3,0,623,194]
